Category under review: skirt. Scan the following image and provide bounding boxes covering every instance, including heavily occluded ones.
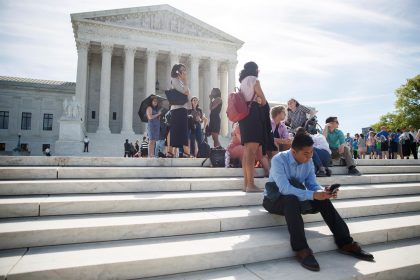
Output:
[170,108,188,147]
[239,102,264,145]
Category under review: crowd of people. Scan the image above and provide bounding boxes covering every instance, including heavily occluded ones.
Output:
[123,61,420,272]
[344,126,420,160]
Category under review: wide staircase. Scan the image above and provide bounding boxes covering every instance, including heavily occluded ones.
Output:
[0,157,419,279]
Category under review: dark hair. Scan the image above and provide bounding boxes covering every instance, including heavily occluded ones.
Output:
[360,133,364,138]
[292,133,314,150]
[295,127,307,136]
[287,99,301,112]
[210,88,221,98]
[171,64,186,78]
[239,61,258,82]
[190,96,200,109]
[355,133,359,137]
[325,116,337,124]
[148,96,159,108]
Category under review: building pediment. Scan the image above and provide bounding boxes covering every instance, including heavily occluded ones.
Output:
[71,5,243,46]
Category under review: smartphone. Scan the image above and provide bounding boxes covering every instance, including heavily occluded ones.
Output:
[329,184,341,194]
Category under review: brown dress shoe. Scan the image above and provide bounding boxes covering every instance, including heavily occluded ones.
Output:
[295,248,320,271]
[339,242,374,261]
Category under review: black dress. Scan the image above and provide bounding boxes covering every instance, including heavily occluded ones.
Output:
[209,100,222,134]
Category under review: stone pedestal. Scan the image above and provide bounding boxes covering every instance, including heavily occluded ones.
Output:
[55,119,84,155]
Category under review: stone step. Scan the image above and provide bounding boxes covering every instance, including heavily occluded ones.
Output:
[3,212,420,279]
[1,175,420,195]
[1,156,419,167]
[1,165,420,180]
[141,238,420,280]
[1,183,420,218]
[1,194,420,249]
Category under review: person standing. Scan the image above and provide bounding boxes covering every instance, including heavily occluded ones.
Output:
[169,64,191,158]
[146,96,161,158]
[124,139,131,157]
[400,128,411,159]
[83,135,90,153]
[188,96,206,157]
[208,88,223,148]
[238,61,268,192]
[408,125,418,159]
[358,133,367,159]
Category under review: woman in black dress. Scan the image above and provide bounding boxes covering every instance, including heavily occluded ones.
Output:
[208,88,222,148]
[238,61,271,192]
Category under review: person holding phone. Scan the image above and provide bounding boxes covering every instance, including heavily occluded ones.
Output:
[262,133,374,272]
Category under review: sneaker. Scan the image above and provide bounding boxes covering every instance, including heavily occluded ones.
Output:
[348,166,362,176]
[325,167,332,177]
[316,170,327,177]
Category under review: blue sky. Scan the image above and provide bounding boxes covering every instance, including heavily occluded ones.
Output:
[1,0,419,134]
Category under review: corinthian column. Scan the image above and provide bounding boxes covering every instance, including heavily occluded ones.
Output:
[75,39,89,124]
[189,55,200,98]
[145,49,158,96]
[96,42,113,134]
[121,46,136,135]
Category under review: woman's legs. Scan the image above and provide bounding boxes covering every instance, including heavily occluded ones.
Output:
[212,132,221,148]
[242,142,261,192]
[148,140,156,157]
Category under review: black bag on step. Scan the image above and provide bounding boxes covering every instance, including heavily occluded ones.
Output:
[197,140,211,158]
[209,147,226,167]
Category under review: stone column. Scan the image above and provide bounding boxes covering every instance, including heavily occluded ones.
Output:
[227,60,237,134]
[145,49,158,96]
[189,55,200,98]
[166,51,179,89]
[220,64,228,136]
[121,46,136,135]
[96,42,113,134]
[75,39,89,125]
[209,58,219,90]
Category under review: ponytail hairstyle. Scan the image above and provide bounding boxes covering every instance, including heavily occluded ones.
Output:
[171,63,186,78]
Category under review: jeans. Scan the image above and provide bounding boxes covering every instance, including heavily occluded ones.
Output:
[312,148,331,170]
[263,196,353,251]
[154,140,166,157]
[189,124,203,156]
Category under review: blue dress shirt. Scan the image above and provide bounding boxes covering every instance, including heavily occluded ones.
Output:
[265,150,322,201]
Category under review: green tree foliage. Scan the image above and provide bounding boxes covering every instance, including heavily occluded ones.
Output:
[372,74,420,131]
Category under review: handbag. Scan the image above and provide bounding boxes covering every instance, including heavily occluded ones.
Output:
[265,178,318,215]
[165,88,188,105]
[226,88,256,122]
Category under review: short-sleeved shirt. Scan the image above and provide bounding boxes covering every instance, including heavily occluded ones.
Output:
[326,129,345,149]
[240,76,258,102]
[271,120,289,140]
[376,130,389,142]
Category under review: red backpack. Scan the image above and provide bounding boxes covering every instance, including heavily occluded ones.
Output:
[226,88,255,122]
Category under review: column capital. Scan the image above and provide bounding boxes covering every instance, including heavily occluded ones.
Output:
[101,42,114,53]
[146,48,158,57]
[228,60,238,69]
[76,40,90,52]
[124,46,137,57]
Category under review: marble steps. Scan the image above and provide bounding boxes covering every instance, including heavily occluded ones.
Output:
[2,212,420,280]
[141,238,420,280]
[1,185,420,218]
[1,165,420,180]
[1,156,419,167]
[1,175,420,195]
[1,194,420,250]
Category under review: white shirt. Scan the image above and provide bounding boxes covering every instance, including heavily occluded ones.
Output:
[240,76,257,102]
[311,133,331,154]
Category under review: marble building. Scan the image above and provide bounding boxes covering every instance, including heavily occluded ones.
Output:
[0,5,244,156]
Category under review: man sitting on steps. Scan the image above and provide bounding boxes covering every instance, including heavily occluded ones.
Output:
[323,116,362,176]
[262,133,374,272]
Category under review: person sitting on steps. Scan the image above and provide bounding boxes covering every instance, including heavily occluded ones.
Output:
[262,133,374,272]
[323,116,362,176]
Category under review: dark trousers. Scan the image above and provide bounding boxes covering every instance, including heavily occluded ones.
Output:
[189,124,203,156]
[312,148,331,170]
[410,142,418,159]
[84,143,89,152]
[263,196,353,251]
